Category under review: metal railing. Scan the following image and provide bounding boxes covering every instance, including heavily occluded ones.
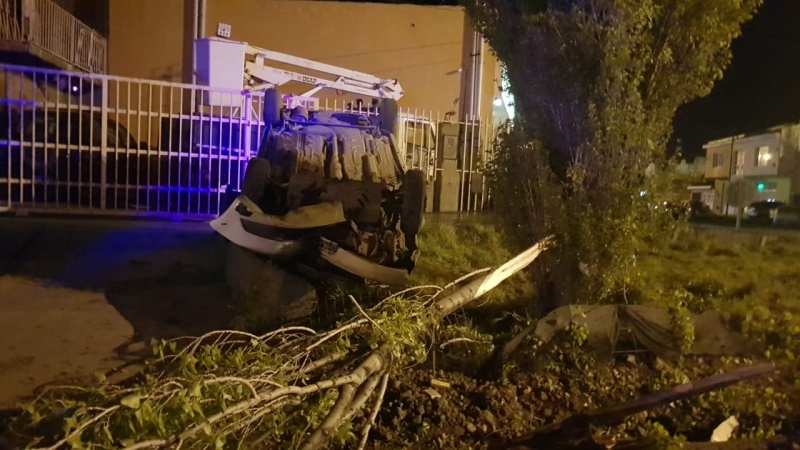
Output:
[312,101,495,213]
[0,63,495,218]
[0,0,107,73]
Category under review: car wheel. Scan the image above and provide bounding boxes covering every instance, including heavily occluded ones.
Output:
[241,157,271,205]
[401,169,426,237]
[379,98,398,135]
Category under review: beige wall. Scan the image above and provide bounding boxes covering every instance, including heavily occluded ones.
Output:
[704,144,732,179]
[108,0,497,118]
[731,133,781,178]
[109,0,184,82]
[476,42,499,122]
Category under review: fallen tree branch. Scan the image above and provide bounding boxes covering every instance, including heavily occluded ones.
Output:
[15,238,553,450]
[496,363,776,450]
[298,351,349,375]
[349,294,383,332]
[40,405,120,450]
[439,337,485,349]
[433,237,553,319]
[301,384,357,450]
[341,372,385,424]
[300,345,390,450]
[357,373,389,450]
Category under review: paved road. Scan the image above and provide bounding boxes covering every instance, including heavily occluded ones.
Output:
[0,216,232,407]
[0,211,486,406]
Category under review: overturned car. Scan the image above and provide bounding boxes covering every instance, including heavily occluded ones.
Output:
[212,89,426,286]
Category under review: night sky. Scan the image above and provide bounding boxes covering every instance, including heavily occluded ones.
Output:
[673,0,800,159]
[363,0,800,161]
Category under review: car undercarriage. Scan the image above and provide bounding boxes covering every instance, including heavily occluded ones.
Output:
[212,90,426,286]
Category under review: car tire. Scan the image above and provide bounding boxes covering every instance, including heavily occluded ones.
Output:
[263,88,282,127]
[401,169,426,236]
[379,98,398,135]
[241,157,271,205]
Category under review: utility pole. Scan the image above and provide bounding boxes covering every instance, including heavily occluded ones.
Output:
[182,0,207,85]
[458,13,483,122]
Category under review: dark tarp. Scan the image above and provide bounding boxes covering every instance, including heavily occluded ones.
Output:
[534,305,754,358]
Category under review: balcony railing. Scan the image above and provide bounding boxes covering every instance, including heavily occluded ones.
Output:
[0,0,107,73]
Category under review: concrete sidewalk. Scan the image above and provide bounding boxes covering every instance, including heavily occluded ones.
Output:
[0,217,232,407]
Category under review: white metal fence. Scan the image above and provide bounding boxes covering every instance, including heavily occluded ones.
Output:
[0,63,494,218]
[0,0,107,73]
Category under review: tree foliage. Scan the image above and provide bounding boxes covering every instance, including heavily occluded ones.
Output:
[466,0,761,307]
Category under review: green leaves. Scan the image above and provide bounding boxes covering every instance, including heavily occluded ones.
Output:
[471,0,761,306]
[120,394,142,410]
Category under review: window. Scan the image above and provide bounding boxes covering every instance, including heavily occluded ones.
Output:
[756,146,772,167]
[735,151,744,175]
[712,153,724,168]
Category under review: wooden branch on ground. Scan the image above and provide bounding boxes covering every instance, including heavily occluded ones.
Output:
[357,373,389,450]
[433,237,553,319]
[495,363,776,450]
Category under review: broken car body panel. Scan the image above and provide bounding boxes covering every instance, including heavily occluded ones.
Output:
[212,196,412,286]
[317,236,413,287]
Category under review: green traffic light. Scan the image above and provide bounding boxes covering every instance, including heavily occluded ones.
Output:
[757,183,765,191]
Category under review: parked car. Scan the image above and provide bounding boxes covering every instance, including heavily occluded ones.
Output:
[744,200,784,224]
[773,204,800,227]
[0,106,146,181]
[18,108,145,149]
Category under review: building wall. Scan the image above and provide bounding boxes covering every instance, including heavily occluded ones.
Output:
[704,144,732,179]
[757,177,790,202]
[109,0,184,82]
[712,179,729,215]
[108,0,497,117]
[777,124,800,200]
[730,132,781,178]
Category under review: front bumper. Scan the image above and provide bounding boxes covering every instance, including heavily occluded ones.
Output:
[211,195,411,286]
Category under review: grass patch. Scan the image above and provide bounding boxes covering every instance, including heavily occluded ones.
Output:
[410,219,535,308]
[636,229,800,364]
[637,233,800,311]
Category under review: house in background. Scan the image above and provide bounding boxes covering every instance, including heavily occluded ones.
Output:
[687,184,715,210]
[703,123,800,215]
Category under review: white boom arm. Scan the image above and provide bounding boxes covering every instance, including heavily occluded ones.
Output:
[243,43,404,101]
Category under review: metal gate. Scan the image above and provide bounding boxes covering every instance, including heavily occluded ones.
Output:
[0,63,495,218]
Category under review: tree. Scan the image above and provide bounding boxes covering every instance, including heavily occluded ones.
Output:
[466,0,761,309]
[728,177,756,228]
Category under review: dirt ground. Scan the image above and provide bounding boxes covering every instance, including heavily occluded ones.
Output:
[0,216,233,408]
